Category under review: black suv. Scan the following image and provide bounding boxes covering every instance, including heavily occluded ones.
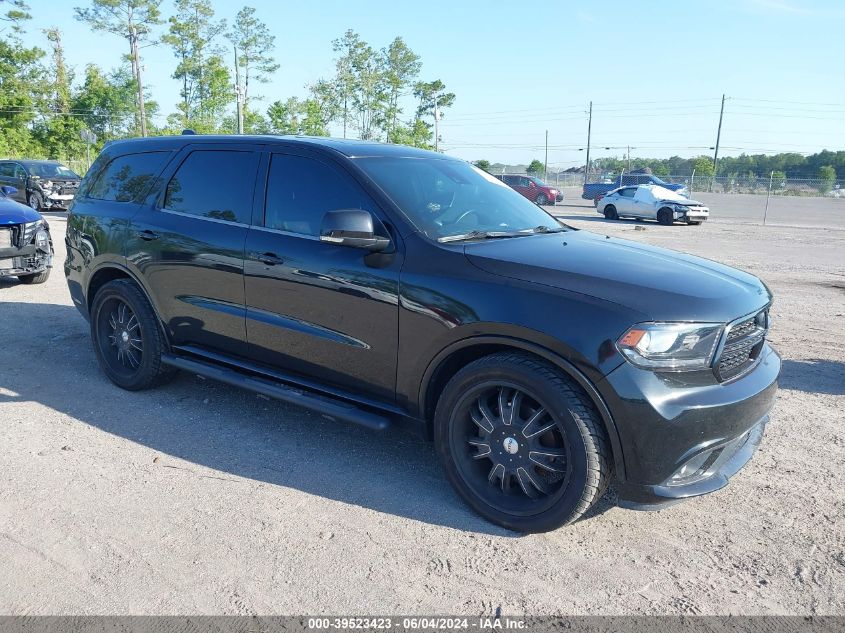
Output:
[65,135,780,533]
[0,159,81,211]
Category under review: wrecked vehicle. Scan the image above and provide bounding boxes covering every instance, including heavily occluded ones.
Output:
[598,184,710,225]
[0,159,81,211]
[0,185,54,284]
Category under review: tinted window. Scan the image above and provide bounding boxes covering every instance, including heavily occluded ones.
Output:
[164,150,258,224]
[87,152,170,202]
[0,163,13,177]
[14,165,26,179]
[618,188,636,198]
[264,154,370,236]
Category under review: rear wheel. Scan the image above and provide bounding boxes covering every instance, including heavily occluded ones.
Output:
[435,352,612,533]
[90,279,177,391]
[603,205,618,220]
[17,270,50,284]
[535,193,548,206]
[657,207,674,225]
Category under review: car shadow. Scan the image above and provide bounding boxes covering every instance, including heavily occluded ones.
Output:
[0,300,618,535]
[779,359,845,395]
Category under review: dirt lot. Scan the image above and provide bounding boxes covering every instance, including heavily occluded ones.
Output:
[1,204,843,616]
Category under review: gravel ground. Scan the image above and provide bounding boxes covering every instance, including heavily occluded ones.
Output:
[0,205,843,616]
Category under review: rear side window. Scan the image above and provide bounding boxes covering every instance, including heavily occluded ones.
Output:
[86,152,170,202]
[264,154,370,236]
[618,188,636,198]
[163,150,258,224]
[0,163,13,177]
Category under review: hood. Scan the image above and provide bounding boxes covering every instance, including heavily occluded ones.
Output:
[0,198,42,225]
[465,231,770,322]
[659,197,705,207]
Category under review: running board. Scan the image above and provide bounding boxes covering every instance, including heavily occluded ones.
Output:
[161,354,391,431]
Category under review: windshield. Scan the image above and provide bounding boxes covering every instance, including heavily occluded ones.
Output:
[356,157,561,240]
[29,163,79,179]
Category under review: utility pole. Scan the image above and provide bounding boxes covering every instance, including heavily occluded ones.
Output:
[712,93,726,188]
[544,130,549,180]
[433,91,440,152]
[584,101,592,184]
[234,45,244,135]
[130,26,147,137]
[627,145,631,172]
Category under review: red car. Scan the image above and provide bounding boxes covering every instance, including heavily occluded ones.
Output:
[496,174,561,206]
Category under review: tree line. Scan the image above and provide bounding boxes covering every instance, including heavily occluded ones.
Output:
[0,0,455,163]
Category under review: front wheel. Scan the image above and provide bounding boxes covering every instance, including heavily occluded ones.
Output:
[657,207,675,225]
[435,352,612,533]
[90,279,177,391]
[27,192,43,211]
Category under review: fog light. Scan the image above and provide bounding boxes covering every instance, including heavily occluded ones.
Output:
[668,449,714,485]
[35,230,49,249]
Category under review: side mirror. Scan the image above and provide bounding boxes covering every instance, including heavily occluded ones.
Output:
[320,209,390,252]
[1,186,17,197]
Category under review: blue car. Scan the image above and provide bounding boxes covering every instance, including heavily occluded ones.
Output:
[0,185,53,284]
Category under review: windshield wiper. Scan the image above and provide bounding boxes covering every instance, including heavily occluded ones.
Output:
[530,225,567,234]
[438,230,526,243]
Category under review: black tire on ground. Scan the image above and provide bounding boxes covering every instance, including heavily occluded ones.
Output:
[687,220,702,225]
[27,192,43,211]
[603,204,618,220]
[17,269,50,284]
[90,279,177,391]
[434,352,612,533]
[535,193,548,206]
[657,207,674,225]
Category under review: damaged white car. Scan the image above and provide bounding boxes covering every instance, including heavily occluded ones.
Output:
[597,184,709,225]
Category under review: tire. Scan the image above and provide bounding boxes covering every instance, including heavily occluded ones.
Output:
[17,269,50,284]
[603,204,618,220]
[657,207,674,226]
[687,220,702,225]
[535,193,548,206]
[434,352,612,533]
[27,192,43,211]
[90,279,177,391]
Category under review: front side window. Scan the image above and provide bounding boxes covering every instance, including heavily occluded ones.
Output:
[264,154,371,236]
[164,150,258,224]
[86,152,170,202]
[356,157,560,240]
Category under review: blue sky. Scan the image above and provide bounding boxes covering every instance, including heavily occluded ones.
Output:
[28,0,845,167]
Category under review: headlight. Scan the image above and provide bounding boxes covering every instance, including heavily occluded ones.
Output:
[35,229,50,249]
[617,322,723,371]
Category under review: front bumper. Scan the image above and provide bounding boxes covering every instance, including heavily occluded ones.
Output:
[0,243,52,276]
[601,344,780,509]
[680,207,709,221]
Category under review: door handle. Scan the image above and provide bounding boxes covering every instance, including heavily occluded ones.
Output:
[257,252,284,265]
[137,230,160,241]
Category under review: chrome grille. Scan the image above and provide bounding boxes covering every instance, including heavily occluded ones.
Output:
[716,309,768,381]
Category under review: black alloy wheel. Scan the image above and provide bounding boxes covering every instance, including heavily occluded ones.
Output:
[435,352,612,532]
[90,279,177,390]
